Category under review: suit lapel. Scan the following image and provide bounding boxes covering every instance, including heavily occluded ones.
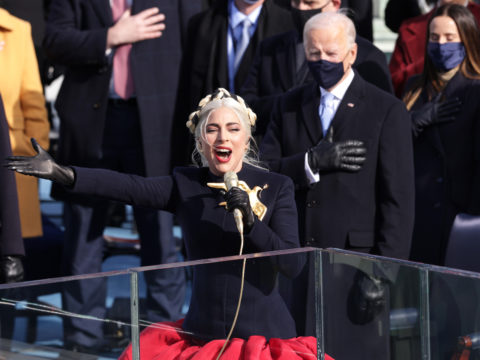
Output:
[213,15,229,90]
[90,0,112,27]
[329,73,364,136]
[234,2,268,90]
[202,4,229,92]
[300,84,323,144]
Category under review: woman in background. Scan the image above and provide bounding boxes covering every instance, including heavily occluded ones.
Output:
[403,4,480,266]
[0,7,49,279]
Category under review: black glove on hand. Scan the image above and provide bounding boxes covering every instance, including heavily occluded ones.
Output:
[411,95,461,137]
[0,256,24,283]
[5,138,75,187]
[308,127,366,173]
[224,186,255,234]
[347,271,387,325]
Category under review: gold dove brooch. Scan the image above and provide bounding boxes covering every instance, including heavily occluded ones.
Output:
[207,181,269,221]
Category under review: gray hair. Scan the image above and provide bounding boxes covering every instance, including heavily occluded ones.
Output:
[303,10,356,49]
[186,88,264,169]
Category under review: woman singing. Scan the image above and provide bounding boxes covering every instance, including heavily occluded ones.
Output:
[6,88,332,359]
[403,4,480,266]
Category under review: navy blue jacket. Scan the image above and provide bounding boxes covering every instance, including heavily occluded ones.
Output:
[71,164,301,339]
[260,74,414,260]
[409,72,480,265]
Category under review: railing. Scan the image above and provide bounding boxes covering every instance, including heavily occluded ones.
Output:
[1,247,480,359]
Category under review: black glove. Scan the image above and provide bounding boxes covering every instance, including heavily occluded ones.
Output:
[411,95,461,137]
[308,127,366,173]
[224,186,255,234]
[0,256,24,283]
[347,271,387,325]
[4,138,75,187]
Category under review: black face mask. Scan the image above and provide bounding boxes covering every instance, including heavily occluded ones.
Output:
[290,0,331,34]
[291,8,323,34]
[307,58,345,89]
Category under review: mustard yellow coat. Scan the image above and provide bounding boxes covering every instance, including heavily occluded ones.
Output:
[0,9,49,238]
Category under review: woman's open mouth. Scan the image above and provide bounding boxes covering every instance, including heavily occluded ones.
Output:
[214,147,232,163]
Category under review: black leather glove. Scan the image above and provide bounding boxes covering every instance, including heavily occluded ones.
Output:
[4,138,75,187]
[308,127,366,173]
[224,186,255,234]
[411,95,461,137]
[347,271,387,325]
[0,256,24,283]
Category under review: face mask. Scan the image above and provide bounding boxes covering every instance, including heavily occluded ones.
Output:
[427,42,466,71]
[290,1,331,34]
[291,8,323,34]
[307,58,345,89]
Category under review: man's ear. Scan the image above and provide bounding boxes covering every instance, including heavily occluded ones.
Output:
[331,0,342,10]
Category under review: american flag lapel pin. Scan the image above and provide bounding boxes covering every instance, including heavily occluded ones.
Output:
[347,102,355,108]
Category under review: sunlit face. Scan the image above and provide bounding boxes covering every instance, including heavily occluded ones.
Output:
[199,107,249,176]
[429,16,461,44]
[305,26,357,87]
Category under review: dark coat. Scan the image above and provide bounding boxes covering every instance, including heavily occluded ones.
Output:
[0,96,23,256]
[409,73,480,265]
[389,3,480,97]
[240,31,393,136]
[341,0,373,42]
[260,74,414,260]
[43,0,201,180]
[70,164,301,339]
[176,0,294,123]
[384,0,425,33]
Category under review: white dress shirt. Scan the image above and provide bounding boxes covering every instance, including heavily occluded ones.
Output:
[304,69,355,184]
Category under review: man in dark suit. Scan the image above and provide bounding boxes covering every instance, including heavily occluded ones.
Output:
[389,0,480,97]
[240,0,392,138]
[43,0,201,351]
[174,0,294,156]
[0,96,23,284]
[260,12,414,359]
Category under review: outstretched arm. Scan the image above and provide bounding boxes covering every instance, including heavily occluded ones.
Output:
[5,138,75,186]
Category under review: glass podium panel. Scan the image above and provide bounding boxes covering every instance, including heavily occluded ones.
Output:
[3,247,480,359]
[428,268,480,359]
[320,249,426,360]
[133,248,320,360]
[0,270,133,359]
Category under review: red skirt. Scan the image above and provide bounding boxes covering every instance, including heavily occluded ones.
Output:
[118,320,334,360]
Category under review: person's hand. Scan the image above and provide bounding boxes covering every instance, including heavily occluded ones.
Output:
[224,187,255,234]
[0,256,24,284]
[4,138,75,187]
[347,271,387,325]
[107,7,165,48]
[308,127,366,173]
[411,95,461,137]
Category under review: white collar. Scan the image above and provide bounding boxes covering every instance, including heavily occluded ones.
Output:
[320,68,355,101]
[229,0,263,29]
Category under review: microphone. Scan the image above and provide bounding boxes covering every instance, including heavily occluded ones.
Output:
[224,171,244,234]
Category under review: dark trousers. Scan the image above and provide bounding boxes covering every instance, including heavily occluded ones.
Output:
[61,101,186,348]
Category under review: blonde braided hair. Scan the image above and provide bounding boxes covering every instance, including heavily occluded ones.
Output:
[186,88,263,169]
[186,88,256,134]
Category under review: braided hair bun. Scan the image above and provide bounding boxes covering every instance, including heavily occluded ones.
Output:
[186,88,256,134]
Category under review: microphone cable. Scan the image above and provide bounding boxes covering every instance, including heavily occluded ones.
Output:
[216,220,247,360]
